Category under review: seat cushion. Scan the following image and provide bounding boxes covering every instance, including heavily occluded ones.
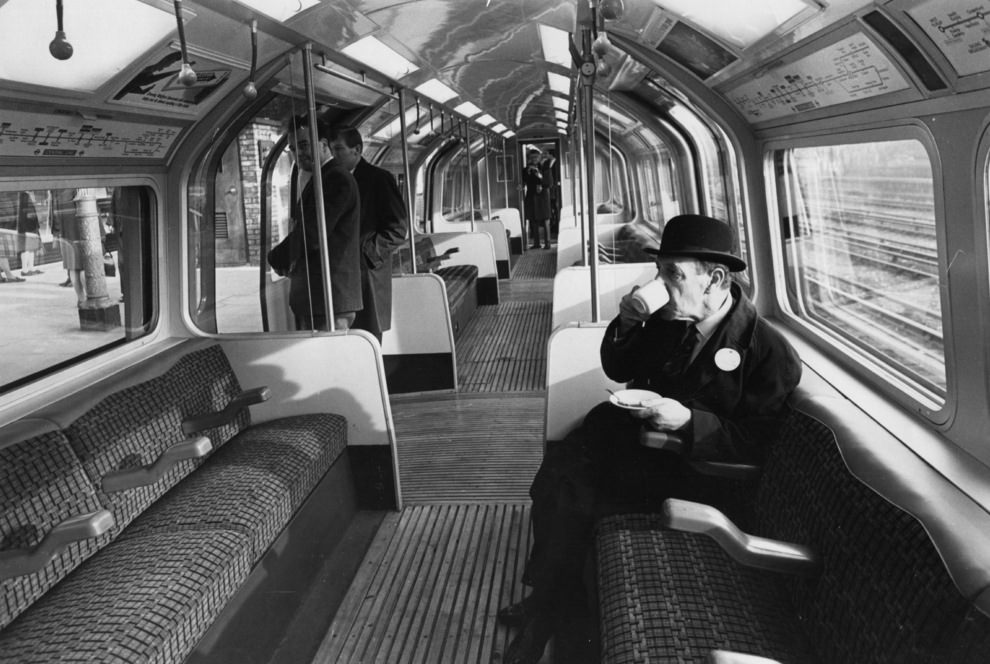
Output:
[596,514,816,664]
[0,529,251,664]
[120,414,348,560]
[1,431,109,629]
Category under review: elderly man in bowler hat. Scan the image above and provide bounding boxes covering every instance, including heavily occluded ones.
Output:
[499,214,803,664]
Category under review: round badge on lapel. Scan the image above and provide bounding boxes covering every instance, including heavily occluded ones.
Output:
[715,348,741,372]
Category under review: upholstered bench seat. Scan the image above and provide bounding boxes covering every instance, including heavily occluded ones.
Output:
[123,413,347,560]
[594,395,990,664]
[0,341,356,664]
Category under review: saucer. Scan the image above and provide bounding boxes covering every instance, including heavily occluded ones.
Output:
[609,389,662,410]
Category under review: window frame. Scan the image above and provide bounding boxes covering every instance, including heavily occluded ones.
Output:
[764,122,953,424]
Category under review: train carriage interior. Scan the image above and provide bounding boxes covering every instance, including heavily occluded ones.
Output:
[3,0,990,662]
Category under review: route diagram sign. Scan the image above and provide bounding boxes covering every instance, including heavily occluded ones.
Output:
[908,0,990,76]
[725,32,910,122]
[0,109,179,159]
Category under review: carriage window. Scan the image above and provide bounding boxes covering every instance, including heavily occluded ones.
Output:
[0,185,156,392]
[776,139,945,403]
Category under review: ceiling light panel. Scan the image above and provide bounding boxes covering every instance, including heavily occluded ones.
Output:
[235,0,321,21]
[547,72,571,95]
[491,123,508,132]
[342,35,418,80]
[414,78,458,103]
[453,101,482,117]
[0,0,176,92]
[475,114,496,126]
[551,97,569,112]
[539,24,572,69]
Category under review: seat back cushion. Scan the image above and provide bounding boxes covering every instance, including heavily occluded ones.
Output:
[753,407,990,663]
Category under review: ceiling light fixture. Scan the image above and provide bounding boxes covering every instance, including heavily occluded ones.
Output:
[342,35,418,80]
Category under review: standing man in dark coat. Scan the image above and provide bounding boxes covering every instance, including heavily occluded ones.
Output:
[542,150,561,240]
[328,126,408,342]
[267,115,362,330]
[499,214,803,664]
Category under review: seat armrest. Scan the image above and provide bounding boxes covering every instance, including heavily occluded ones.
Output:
[0,510,114,579]
[101,436,213,493]
[688,460,761,481]
[638,427,685,454]
[182,386,271,435]
[662,498,821,577]
[709,650,784,664]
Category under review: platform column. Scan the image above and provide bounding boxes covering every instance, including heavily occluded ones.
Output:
[74,188,121,331]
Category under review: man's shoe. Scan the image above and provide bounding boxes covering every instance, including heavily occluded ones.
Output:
[496,598,531,628]
[503,614,552,664]
[529,244,540,249]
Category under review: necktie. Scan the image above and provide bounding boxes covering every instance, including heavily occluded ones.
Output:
[662,324,699,377]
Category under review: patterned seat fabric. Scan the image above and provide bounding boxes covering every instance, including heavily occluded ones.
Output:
[596,408,990,664]
[596,516,816,664]
[0,432,109,629]
[0,529,252,664]
[122,413,348,560]
[65,345,249,536]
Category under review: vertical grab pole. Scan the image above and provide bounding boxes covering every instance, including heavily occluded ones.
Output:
[484,133,493,222]
[397,88,417,274]
[579,27,600,322]
[463,121,477,233]
[575,115,588,267]
[302,44,335,330]
[501,137,509,209]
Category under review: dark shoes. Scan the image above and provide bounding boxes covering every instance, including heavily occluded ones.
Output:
[503,613,553,664]
[542,243,551,249]
[529,244,540,250]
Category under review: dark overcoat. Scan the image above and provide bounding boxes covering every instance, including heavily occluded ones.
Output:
[351,158,408,336]
[601,283,802,463]
[269,159,363,321]
[522,163,550,222]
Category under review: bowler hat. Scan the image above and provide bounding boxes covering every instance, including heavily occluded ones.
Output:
[645,214,746,272]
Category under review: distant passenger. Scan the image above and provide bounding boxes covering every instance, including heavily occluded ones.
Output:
[268,115,362,331]
[15,191,42,277]
[328,126,408,343]
[499,215,803,664]
[541,150,561,239]
[522,150,551,249]
[52,189,88,306]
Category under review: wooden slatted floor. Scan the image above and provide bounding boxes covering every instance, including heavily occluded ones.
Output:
[456,301,551,393]
[314,247,558,664]
[313,504,535,664]
[390,392,543,503]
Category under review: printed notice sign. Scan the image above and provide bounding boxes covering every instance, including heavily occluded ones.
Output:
[725,33,910,121]
[0,109,179,159]
[908,0,990,76]
[110,50,230,114]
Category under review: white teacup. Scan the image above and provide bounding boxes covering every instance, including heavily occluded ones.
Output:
[630,279,669,315]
